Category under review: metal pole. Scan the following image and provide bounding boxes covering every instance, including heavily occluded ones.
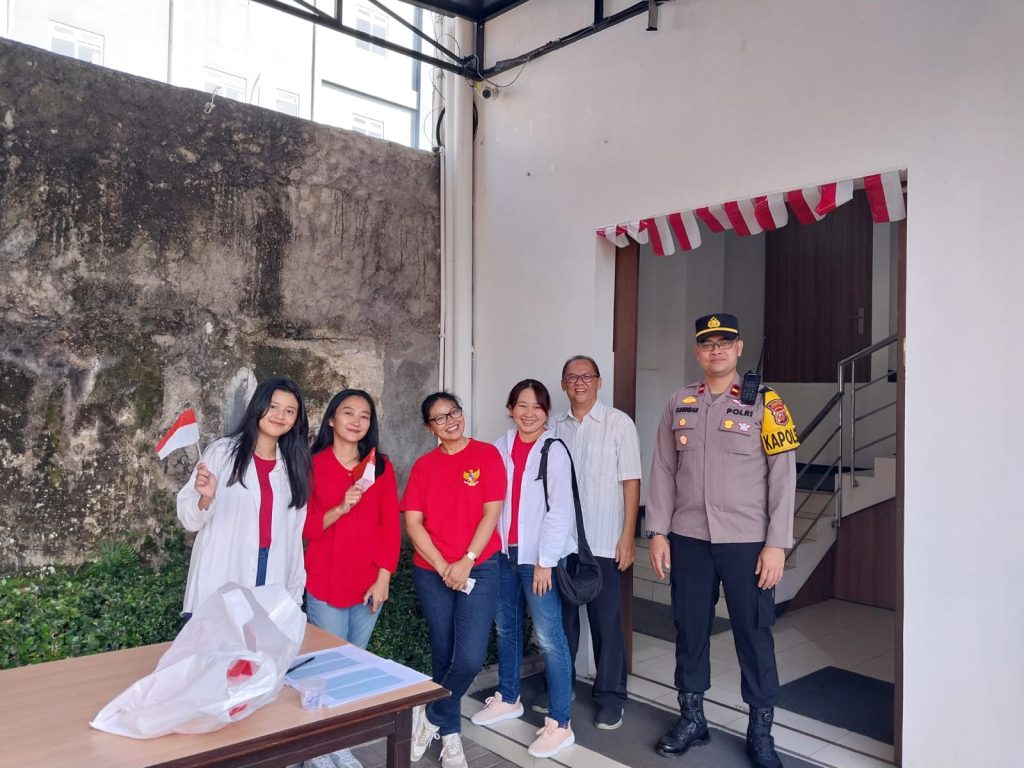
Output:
[850,358,858,488]
[836,360,845,528]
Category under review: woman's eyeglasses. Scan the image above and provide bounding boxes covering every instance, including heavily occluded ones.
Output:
[429,407,464,426]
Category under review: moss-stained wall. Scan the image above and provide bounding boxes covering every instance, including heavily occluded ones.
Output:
[0,40,440,571]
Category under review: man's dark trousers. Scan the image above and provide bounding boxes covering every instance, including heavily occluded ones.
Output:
[669,534,780,708]
[563,555,628,708]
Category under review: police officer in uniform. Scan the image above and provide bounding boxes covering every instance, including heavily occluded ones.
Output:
[646,313,799,768]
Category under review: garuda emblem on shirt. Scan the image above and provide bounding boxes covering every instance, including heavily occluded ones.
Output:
[463,468,481,487]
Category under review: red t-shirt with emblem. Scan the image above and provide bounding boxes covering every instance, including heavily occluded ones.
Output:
[400,439,506,570]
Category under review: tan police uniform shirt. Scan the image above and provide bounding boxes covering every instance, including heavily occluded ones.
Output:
[646,374,797,549]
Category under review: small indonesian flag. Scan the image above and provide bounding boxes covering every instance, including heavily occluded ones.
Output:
[723,199,763,236]
[814,179,854,217]
[785,187,826,225]
[863,171,906,223]
[597,225,629,247]
[155,409,200,459]
[643,215,675,257]
[667,211,701,252]
[352,448,377,491]
[694,204,732,233]
[625,220,650,245]
[753,194,789,231]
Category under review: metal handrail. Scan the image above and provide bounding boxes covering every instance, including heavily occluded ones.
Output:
[798,391,843,443]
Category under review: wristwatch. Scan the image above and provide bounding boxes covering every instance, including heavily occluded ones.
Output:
[645,531,667,539]
[465,550,478,562]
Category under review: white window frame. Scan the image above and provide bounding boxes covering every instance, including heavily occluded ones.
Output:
[203,68,247,103]
[351,113,385,140]
[275,89,301,117]
[355,5,388,56]
[50,21,104,65]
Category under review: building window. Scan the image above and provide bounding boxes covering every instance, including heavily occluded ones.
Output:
[351,114,385,140]
[355,5,388,56]
[276,89,300,117]
[204,68,247,103]
[50,22,103,65]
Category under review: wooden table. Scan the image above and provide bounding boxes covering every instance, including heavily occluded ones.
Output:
[0,625,447,768]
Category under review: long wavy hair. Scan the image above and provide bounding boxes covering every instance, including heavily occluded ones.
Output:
[311,389,382,465]
[226,377,311,508]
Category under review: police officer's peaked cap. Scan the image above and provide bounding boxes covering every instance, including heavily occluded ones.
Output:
[695,313,740,340]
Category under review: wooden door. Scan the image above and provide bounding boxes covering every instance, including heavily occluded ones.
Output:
[764,191,874,382]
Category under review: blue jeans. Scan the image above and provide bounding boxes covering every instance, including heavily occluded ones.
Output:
[255,546,269,587]
[413,555,499,735]
[496,547,573,726]
[305,592,381,650]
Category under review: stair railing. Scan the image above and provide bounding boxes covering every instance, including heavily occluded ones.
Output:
[787,334,898,562]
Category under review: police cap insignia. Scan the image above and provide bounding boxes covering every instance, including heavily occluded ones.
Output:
[695,313,739,340]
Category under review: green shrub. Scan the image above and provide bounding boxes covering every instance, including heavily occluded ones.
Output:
[0,532,189,670]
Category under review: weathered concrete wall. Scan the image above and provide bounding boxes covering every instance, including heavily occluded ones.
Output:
[0,39,440,572]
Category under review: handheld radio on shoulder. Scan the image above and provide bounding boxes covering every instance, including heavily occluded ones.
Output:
[740,338,766,405]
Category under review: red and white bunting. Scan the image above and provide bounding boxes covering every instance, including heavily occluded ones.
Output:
[863,171,906,222]
[785,187,825,225]
[723,199,763,236]
[597,225,629,247]
[643,216,676,257]
[667,211,701,252]
[753,193,789,231]
[626,220,650,244]
[814,179,854,217]
[694,204,732,233]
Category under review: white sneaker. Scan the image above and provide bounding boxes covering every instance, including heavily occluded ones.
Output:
[330,748,363,768]
[528,717,575,758]
[410,706,439,761]
[440,733,467,768]
[471,691,524,725]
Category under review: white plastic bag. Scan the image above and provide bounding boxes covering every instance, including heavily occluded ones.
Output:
[90,582,307,739]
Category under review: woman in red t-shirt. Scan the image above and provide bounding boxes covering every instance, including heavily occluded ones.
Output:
[304,389,400,650]
[401,392,506,768]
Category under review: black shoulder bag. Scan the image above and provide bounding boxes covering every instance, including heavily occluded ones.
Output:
[537,437,603,606]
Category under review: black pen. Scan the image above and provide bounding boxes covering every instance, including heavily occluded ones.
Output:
[287,656,316,674]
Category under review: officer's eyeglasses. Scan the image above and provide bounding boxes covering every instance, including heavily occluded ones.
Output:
[429,407,463,426]
[563,373,598,384]
[697,340,736,352]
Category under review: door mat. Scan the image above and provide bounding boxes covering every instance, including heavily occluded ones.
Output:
[633,597,731,643]
[777,665,894,744]
[472,673,819,768]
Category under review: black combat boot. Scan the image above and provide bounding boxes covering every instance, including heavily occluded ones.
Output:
[746,707,783,768]
[655,692,710,758]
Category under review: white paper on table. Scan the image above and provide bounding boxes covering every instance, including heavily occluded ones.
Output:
[284,644,429,708]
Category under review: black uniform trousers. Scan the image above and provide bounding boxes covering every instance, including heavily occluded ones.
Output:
[562,555,629,707]
[669,534,780,709]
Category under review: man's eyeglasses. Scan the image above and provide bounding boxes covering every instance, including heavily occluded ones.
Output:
[563,373,598,384]
[429,407,463,426]
[697,339,737,352]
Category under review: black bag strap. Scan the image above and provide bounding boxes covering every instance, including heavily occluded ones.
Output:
[536,437,593,556]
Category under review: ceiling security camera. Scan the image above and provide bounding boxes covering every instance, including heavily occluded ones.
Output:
[479,84,498,100]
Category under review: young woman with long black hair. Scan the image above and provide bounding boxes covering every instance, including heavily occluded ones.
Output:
[303,388,400,768]
[177,377,311,616]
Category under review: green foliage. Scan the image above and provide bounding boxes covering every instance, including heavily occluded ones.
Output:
[0,532,189,670]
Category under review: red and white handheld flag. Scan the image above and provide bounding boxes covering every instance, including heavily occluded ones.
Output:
[863,171,906,222]
[353,448,377,491]
[156,409,200,460]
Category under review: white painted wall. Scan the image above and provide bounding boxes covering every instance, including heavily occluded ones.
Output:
[470,1,1024,764]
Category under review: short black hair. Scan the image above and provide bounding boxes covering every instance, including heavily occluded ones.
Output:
[420,391,461,425]
[560,355,601,379]
[505,379,552,415]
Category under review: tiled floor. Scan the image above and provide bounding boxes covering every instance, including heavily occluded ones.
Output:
[629,599,897,767]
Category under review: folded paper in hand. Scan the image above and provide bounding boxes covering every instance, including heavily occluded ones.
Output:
[90,582,306,739]
[353,448,377,491]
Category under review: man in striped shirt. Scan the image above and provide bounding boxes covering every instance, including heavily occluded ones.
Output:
[547,354,642,731]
